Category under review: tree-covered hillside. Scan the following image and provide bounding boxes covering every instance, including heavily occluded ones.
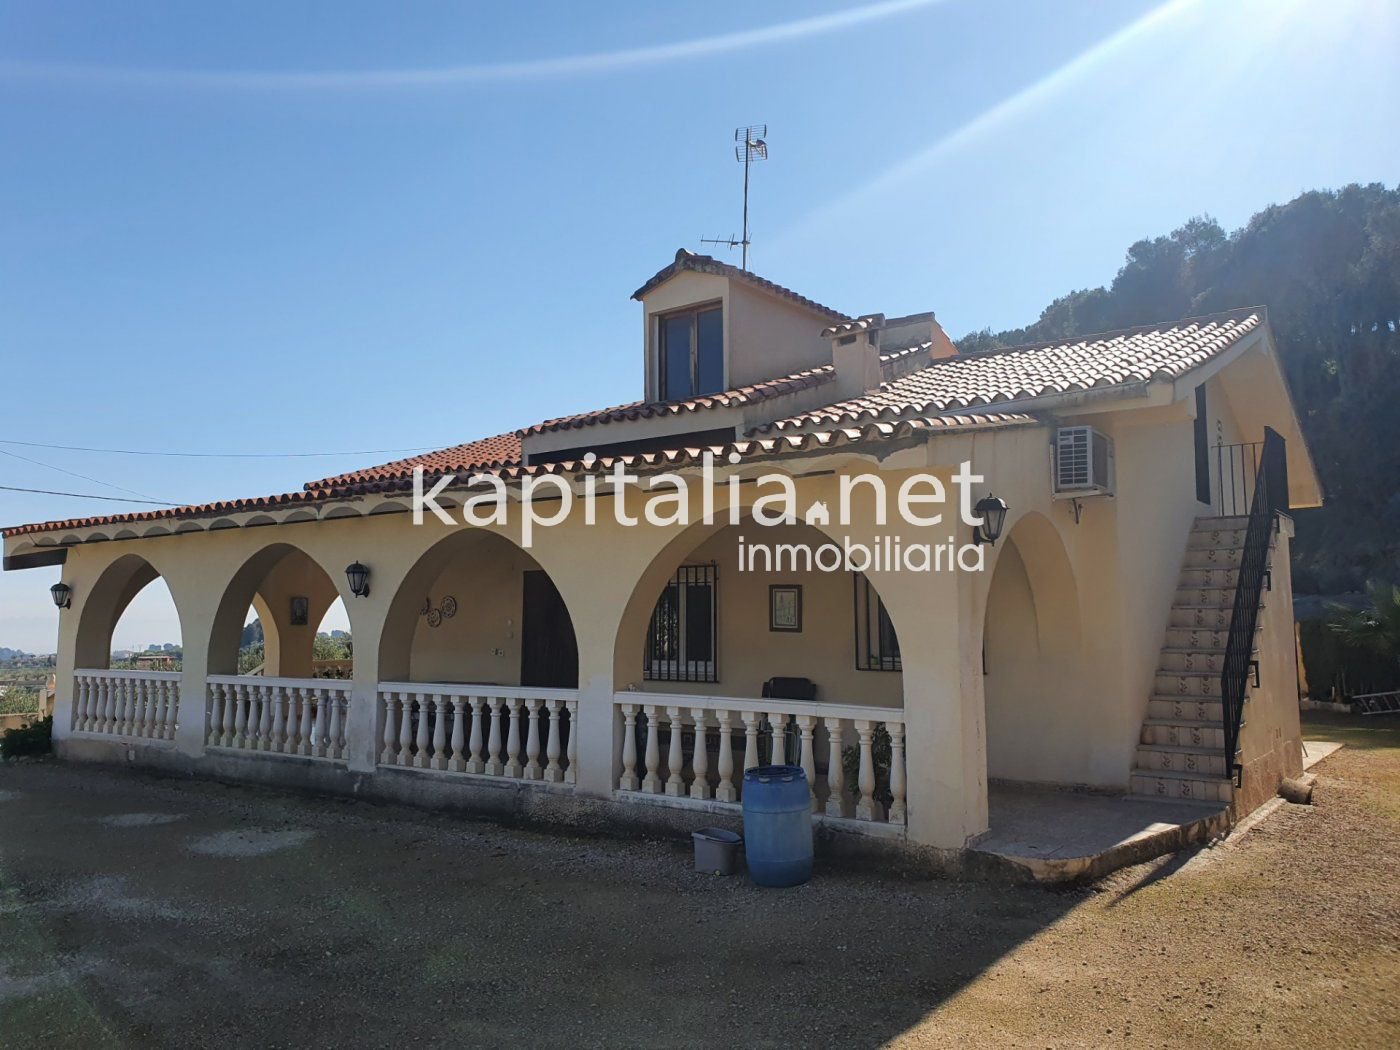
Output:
[959,184,1400,594]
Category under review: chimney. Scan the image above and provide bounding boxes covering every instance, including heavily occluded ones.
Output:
[826,314,884,400]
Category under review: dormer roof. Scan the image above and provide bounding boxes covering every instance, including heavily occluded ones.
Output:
[631,248,849,322]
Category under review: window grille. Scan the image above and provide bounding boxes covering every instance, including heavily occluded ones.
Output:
[853,573,901,672]
[645,563,718,682]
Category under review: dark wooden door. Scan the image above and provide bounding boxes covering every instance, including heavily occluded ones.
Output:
[520,571,578,688]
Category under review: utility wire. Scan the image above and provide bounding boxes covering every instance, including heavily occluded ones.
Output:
[0,484,181,506]
[0,438,446,459]
[0,447,173,503]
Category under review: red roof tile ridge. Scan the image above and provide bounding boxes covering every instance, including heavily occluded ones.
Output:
[956,306,1264,361]
[631,248,849,321]
[518,362,836,436]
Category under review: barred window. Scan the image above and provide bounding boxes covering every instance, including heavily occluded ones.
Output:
[854,573,901,672]
[645,564,717,682]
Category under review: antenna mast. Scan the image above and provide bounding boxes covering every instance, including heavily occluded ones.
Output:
[701,124,768,270]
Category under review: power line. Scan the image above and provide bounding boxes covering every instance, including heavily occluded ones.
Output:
[0,484,181,506]
[0,447,172,503]
[0,438,448,459]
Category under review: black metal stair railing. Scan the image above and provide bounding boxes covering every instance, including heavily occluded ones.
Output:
[1219,426,1288,783]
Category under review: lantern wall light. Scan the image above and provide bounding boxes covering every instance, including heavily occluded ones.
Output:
[972,494,1009,546]
[50,582,72,609]
[345,562,371,598]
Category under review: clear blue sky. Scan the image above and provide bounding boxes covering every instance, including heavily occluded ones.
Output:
[1,0,1396,653]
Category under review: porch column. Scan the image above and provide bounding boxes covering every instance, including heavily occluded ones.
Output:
[174,606,213,758]
[342,599,388,774]
[874,562,989,849]
[568,615,621,798]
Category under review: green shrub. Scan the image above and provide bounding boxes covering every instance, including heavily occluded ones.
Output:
[1,715,52,758]
[1299,618,1400,700]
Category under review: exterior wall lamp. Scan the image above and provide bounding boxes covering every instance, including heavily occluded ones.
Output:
[50,582,72,609]
[972,494,1009,546]
[345,562,371,598]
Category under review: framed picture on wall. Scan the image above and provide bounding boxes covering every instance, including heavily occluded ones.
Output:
[769,585,802,632]
[289,596,309,626]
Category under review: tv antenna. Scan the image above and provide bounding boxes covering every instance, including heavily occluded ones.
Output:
[701,124,768,271]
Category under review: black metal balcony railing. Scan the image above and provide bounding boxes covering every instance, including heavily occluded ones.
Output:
[1212,440,1262,518]
[1219,427,1288,783]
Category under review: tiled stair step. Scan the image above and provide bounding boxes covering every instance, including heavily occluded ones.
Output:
[1158,647,1257,673]
[1129,769,1234,804]
[1163,626,1260,651]
[1187,528,1249,549]
[1148,697,1225,721]
[1141,718,1230,749]
[1182,543,1276,568]
[1135,744,1229,777]
[1172,589,1265,610]
[1174,584,1241,602]
[1154,671,1227,698]
[1170,607,1239,629]
[1179,566,1241,588]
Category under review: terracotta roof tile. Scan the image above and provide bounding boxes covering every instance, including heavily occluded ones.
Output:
[2,308,1262,541]
[632,249,849,321]
[758,308,1264,434]
[1,413,1033,539]
[519,364,835,436]
[303,432,522,490]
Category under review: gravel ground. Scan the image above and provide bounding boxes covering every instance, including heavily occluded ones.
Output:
[1,717,1397,1049]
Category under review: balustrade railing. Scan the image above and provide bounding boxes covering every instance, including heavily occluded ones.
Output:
[72,669,181,741]
[614,693,906,827]
[206,676,349,760]
[376,683,578,786]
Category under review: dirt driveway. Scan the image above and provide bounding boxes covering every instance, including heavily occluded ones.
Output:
[2,716,1397,1049]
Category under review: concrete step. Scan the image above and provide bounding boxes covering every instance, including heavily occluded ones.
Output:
[1141,718,1229,750]
[1148,697,1225,722]
[1124,793,1228,810]
[1135,744,1229,777]
[1154,671,1225,699]
[1130,769,1234,804]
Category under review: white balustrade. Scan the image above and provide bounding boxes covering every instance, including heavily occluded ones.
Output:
[205,676,349,761]
[72,670,180,742]
[375,683,578,789]
[614,693,907,829]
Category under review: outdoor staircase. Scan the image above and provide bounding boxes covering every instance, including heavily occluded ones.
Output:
[1130,516,1272,805]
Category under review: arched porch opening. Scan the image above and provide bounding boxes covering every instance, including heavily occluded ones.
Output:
[609,519,907,824]
[75,553,184,671]
[982,511,1087,785]
[70,554,185,739]
[371,529,580,778]
[208,544,348,679]
[379,529,579,688]
[204,543,353,759]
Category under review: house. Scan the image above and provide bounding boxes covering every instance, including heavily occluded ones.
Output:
[1,249,1323,868]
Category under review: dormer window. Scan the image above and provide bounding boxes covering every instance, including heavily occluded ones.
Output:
[659,303,723,401]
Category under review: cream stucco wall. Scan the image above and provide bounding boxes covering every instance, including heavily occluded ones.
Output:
[615,522,903,707]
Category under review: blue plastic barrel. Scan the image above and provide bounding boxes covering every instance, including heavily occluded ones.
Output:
[741,764,813,887]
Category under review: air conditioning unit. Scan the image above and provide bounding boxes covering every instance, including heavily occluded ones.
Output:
[1053,426,1114,498]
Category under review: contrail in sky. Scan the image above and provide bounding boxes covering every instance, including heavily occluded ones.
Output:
[0,0,950,91]
[774,0,1205,242]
